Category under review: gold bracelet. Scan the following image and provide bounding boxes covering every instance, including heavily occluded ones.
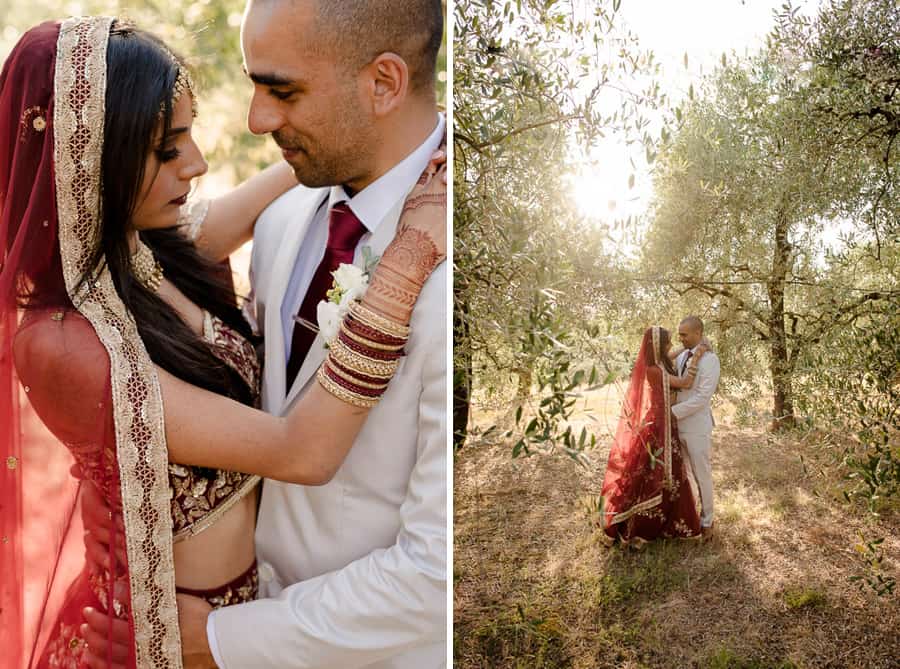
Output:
[349,301,410,339]
[317,366,380,408]
[340,321,406,352]
[325,358,391,390]
[330,338,400,378]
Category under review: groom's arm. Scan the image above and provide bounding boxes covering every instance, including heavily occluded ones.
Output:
[671,354,720,421]
[207,299,447,669]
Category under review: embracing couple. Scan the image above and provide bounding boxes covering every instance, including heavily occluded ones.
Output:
[600,317,721,546]
[1,2,446,669]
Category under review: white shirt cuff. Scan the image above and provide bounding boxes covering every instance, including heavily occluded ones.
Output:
[206,609,225,668]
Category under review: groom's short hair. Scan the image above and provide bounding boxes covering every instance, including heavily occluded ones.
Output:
[310,0,443,93]
[680,315,704,333]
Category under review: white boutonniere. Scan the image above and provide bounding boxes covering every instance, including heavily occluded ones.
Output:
[316,247,380,344]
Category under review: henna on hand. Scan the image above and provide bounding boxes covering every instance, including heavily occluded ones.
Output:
[363,160,446,324]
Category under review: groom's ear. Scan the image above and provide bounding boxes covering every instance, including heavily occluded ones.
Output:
[365,53,409,118]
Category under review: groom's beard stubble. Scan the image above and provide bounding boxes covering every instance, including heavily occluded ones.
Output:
[273,122,376,191]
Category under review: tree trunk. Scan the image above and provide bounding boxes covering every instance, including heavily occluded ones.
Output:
[767,204,796,431]
[453,284,472,449]
[515,362,533,400]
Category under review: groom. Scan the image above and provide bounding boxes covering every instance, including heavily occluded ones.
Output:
[672,316,720,538]
[181,1,447,667]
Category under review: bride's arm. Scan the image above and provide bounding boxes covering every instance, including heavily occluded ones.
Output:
[667,345,707,389]
[188,161,298,263]
[162,165,447,484]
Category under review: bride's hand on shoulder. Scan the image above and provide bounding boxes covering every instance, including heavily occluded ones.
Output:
[393,150,447,264]
[362,158,446,325]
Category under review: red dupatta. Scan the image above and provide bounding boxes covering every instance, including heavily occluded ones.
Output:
[1,18,182,669]
[600,326,675,532]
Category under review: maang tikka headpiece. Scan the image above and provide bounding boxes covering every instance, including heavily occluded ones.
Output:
[162,48,197,116]
[171,65,196,112]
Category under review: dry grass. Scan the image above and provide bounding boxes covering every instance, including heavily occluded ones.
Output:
[454,387,900,669]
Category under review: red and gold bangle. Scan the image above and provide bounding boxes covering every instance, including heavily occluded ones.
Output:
[323,364,383,398]
[344,319,407,349]
[345,314,407,345]
[325,359,390,391]
[349,301,410,339]
[329,358,390,387]
[338,330,403,362]
[317,367,380,407]
[329,338,400,378]
[341,321,406,353]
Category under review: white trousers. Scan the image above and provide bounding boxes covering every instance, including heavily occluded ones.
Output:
[681,431,714,527]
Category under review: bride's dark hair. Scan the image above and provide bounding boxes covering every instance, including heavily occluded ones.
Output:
[80,21,256,406]
[645,327,677,376]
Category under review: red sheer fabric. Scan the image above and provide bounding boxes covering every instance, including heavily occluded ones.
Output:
[1,21,137,669]
[600,327,701,542]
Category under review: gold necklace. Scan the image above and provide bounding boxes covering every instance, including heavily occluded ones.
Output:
[132,240,164,293]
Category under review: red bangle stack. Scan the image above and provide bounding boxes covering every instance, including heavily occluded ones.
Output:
[316,301,410,408]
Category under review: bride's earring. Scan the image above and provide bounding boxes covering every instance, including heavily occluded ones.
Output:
[132,241,164,293]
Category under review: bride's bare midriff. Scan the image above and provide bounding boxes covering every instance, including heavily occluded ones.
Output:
[172,487,258,589]
[159,280,258,590]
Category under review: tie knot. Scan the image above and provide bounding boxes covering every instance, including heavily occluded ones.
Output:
[686,350,693,358]
[327,203,367,252]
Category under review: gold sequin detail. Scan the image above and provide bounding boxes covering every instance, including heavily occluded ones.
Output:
[18,105,45,141]
[51,312,64,321]
[6,456,18,470]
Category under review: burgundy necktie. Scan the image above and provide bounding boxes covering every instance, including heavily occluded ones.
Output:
[286,202,366,389]
[680,350,694,376]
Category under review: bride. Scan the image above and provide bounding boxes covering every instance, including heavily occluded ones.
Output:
[0,17,445,669]
[600,326,707,544]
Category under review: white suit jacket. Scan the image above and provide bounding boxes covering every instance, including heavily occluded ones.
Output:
[210,182,447,668]
[671,350,720,436]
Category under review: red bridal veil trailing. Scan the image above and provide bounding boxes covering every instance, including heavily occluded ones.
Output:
[600,326,700,542]
[1,18,182,669]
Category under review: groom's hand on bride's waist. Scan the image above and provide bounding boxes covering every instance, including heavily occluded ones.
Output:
[177,593,216,668]
[80,607,129,669]
[80,477,127,572]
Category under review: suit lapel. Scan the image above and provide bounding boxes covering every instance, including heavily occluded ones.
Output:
[282,195,406,409]
[262,190,329,408]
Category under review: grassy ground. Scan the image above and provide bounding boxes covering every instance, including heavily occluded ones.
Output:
[454,387,900,668]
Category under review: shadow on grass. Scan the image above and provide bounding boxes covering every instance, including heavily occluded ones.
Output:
[454,423,900,669]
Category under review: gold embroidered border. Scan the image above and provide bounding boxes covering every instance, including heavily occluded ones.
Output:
[651,326,673,488]
[610,493,663,525]
[651,326,660,365]
[661,365,673,488]
[54,18,182,668]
